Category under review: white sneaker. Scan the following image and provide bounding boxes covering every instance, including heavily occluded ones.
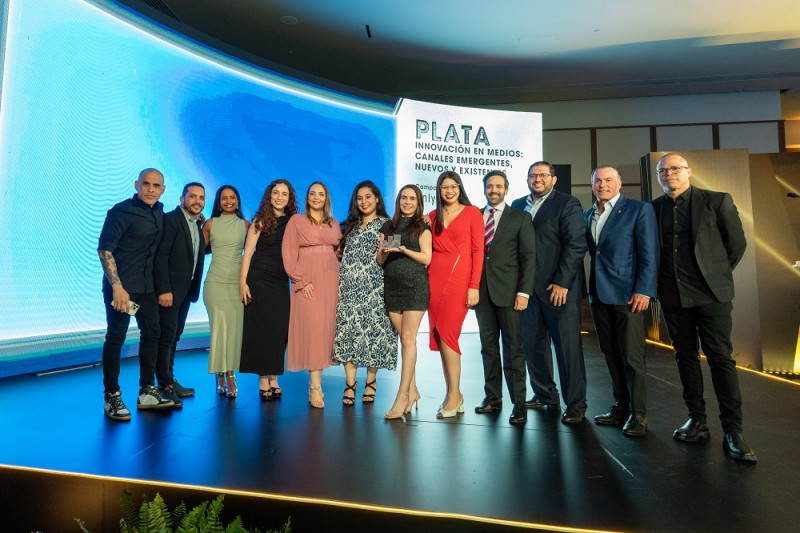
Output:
[137,385,174,409]
[104,391,131,421]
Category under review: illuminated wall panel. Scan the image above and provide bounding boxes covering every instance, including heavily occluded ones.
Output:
[0,0,395,373]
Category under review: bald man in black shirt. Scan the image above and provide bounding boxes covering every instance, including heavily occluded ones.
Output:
[98,168,175,420]
[652,153,756,462]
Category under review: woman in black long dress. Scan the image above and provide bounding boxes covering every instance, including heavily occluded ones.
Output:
[378,184,432,419]
[239,179,298,400]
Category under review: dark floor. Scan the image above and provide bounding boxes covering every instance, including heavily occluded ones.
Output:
[2,332,799,532]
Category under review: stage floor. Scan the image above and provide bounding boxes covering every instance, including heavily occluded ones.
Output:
[2,332,799,532]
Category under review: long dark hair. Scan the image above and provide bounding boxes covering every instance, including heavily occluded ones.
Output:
[386,184,426,243]
[339,180,389,250]
[210,184,245,220]
[433,171,471,235]
[304,181,334,227]
[252,179,298,234]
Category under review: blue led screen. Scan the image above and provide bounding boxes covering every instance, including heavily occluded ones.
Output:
[0,0,396,374]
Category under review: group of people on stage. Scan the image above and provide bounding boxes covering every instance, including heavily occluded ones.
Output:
[97,152,757,463]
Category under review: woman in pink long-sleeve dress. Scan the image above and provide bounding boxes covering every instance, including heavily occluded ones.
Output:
[281,181,341,408]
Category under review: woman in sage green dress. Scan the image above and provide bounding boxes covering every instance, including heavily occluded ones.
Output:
[202,185,249,398]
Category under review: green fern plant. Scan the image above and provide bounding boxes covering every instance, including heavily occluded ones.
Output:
[75,491,290,533]
[119,491,138,532]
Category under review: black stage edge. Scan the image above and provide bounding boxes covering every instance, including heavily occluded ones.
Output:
[2,332,800,533]
[0,466,550,532]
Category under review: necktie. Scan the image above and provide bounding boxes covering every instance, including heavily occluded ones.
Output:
[485,208,495,250]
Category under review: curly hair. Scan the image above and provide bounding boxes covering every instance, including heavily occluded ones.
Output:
[252,179,298,234]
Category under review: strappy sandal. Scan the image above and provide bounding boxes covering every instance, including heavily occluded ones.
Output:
[342,381,358,406]
[260,389,273,401]
[308,384,325,408]
[269,386,282,399]
[216,373,227,396]
[362,379,376,403]
[225,374,238,399]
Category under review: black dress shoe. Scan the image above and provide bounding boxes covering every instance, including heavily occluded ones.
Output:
[509,403,527,425]
[673,417,710,442]
[525,396,559,409]
[474,397,502,414]
[561,410,585,424]
[622,413,647,437]
[594,405,629,426]
[723,431,757,462]
[171,379,195,398]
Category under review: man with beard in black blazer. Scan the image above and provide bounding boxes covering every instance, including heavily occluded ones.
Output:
[154,182,206,406]
[652,153,756,462]
[511,161,588,425]
[473,171,536,425]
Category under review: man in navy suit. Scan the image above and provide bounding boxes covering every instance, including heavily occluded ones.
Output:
[585,166,659,437]
[652,153,756,462]
[474,171,536,425]
[154,182,206,406]
[511,161,588,425]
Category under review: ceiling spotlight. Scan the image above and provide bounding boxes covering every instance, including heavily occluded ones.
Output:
[280,15,298,26]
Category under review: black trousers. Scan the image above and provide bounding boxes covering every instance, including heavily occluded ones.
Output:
[156,296,193,387]
[474,293,527,404]
[661,301,743,433]
[591,301,648,415]
[102,289,160,394]
[521,295,587,412]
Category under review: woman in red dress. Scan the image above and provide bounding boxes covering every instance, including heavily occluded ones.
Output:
[428,171,484,418]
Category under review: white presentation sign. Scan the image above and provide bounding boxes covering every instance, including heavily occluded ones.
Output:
[394,99,542,333]
[395,99,542,211]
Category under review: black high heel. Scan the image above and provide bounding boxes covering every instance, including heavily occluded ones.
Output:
[342,381,358,406]
[362,379,376,404]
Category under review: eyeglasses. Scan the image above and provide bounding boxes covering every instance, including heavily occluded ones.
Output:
[528,173,551,180]
[657,166,688,176]
[440,184,459,191]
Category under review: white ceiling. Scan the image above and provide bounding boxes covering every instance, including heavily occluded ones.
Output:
[115,0,800,105]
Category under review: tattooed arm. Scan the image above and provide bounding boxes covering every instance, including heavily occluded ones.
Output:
[98,250,130,313]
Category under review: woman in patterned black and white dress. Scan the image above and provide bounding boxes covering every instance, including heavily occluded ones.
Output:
[332,181,396,406]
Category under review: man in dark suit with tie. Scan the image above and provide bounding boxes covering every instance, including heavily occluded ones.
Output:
[652,153,756,462]
[511,161,588,425]
[585,166,659,437]
[154,182,206,406]
[474,171,536,425]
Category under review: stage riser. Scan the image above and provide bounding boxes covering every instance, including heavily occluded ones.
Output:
[1,467,540,533]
